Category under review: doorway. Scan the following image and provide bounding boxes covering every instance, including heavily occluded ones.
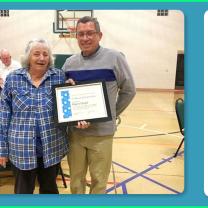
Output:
[175,53,184,89]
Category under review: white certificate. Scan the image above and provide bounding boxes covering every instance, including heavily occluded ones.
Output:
[53,81,112,125]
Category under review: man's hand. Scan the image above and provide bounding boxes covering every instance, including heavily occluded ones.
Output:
[0,157,8,168]
[76,121,90,129]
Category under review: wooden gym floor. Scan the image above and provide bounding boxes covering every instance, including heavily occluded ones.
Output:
[0,90,184,194]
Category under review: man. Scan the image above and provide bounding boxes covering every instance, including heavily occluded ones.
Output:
[0,49,21,88]
[62,16,136,194]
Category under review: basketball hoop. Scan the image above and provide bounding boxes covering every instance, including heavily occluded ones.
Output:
[67,26,76,38]
[58,27,76,39]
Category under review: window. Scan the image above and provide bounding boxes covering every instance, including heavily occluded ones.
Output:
[157,10,168,16]
[0,10,9,17]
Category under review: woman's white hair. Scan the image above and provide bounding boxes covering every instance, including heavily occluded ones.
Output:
[21,38,54,68]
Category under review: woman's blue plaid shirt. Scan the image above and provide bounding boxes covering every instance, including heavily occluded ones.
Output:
[0,68,69,170]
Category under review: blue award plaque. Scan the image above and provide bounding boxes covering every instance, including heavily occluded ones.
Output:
[53,80,112,126]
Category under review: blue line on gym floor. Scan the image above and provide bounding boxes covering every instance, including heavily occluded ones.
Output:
[106,151,184,194]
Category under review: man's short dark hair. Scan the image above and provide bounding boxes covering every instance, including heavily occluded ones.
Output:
[76,16,100,32]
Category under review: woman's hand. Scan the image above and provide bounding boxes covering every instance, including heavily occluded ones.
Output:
[65,79,75,85]
[0,77,4,88]
[76,121,90,129]
[65,79,90,130]
[0,157,8,168]
[65,79,90,129]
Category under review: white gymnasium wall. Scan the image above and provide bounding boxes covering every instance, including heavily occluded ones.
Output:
[0,10,184,89]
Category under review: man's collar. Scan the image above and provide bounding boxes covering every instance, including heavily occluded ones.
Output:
[81,45,100,57]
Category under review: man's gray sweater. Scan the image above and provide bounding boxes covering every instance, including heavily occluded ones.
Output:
[62,46,136,136]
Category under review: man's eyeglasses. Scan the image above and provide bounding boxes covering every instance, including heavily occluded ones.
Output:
[76,30,98,39]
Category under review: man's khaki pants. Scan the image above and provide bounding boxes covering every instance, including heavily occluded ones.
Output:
[67,132,113,194]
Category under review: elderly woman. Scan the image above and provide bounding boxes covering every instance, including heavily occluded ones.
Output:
[0,38,69,194]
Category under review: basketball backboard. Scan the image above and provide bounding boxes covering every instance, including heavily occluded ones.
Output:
[53,10,93,35]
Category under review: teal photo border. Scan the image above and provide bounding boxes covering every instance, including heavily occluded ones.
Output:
[0,2,204,206]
